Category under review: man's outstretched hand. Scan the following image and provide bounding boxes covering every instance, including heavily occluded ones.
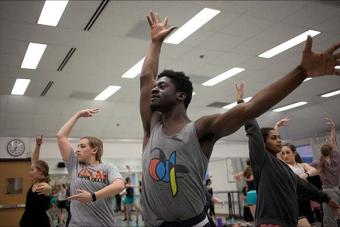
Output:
[301,36,340,77]
[147,11,177,43]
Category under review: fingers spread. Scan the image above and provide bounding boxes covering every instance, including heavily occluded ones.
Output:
[147,15,153,27]
[163,17,168,26]
[326,42,340,54]
[90,108,99,113]
[303,35,313,53]
[168,26,177,34]
[150,12,156,23]
[155,13,160,23]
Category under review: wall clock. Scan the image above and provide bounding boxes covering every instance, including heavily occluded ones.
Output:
[7,139,25,157]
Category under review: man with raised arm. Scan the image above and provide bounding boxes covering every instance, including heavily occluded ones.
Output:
[139,11,340,227]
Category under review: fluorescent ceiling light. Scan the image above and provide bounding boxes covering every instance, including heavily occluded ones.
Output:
[258,30,320,58]
[37,0,69,26]
[11,79,30,95]
[335,66,340,69]
[21,42,47,69]
[320,89,340,98]
[202,67,245,86]
[164,8,220,45]
[223,97,252,109]
[121,57,145,78]
[303,77,312,83]
[94,86,121,101]
[272,101,307,112]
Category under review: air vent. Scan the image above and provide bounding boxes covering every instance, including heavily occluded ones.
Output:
[40,81,54,96]
[84,0,109,31]
[206,102,229,108]
[57,48,76,71]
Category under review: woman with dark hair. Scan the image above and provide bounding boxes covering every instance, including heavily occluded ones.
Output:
[280,142,317,226]
[205,178,215,219]
[57,109,125,226]
[311,117,340,227]
[20,135,52,227]
[274,117,319,226]
[236,83,339,227]
[121,165,141,224]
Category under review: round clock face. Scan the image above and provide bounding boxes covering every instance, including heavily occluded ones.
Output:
[7,139,25,157]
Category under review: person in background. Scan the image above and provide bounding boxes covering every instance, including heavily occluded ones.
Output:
[234,83,256,222]
[237,82,340,226]
[281,142,318,226]
[275,116,319,226]
[20,135,52,227]
[65,184,71,227]
[310,117,340,227]
[56,184,67,225]
[56,108,125,226]
[205,179,216,220]
[121,165,141,224]
[234,158,256,222]
[114,192,122,213]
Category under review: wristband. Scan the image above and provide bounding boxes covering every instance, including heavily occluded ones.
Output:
[91,192,97,202]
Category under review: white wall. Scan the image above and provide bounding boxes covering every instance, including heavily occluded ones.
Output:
[0,136,249,173]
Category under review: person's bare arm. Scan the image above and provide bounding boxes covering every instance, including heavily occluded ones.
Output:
[32,135,43,164]
[36,182,52,196]
[301,163,317,178]
[324,117,338,151]
[56,109,99,161]
[196,37,340,145]
[67,179,125,203]
[126,165,131,179]
[274,117,290,130]
[140,12,176,148]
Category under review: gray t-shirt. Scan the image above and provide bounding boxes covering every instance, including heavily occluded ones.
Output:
[141,121,208,226]
[65,151,122,227]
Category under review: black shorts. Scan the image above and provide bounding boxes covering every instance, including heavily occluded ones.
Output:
[57,200,67,209]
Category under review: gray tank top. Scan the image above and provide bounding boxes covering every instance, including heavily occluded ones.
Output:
[141,121,208,226]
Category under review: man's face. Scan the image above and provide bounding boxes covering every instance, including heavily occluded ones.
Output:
[150,76,178,112]
[265,129,282,154]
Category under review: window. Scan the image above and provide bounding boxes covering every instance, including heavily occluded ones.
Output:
[296,144,313,163]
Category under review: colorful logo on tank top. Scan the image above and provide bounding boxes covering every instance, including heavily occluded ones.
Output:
[148,148,188,197]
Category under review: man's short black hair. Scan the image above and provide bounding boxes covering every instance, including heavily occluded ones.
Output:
[158,70,193,109]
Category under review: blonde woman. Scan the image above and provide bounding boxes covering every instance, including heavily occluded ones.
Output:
[57,109,125,226]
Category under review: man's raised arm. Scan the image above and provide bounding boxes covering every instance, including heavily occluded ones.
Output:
[196,36,340,141]
[139,12,176,147]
